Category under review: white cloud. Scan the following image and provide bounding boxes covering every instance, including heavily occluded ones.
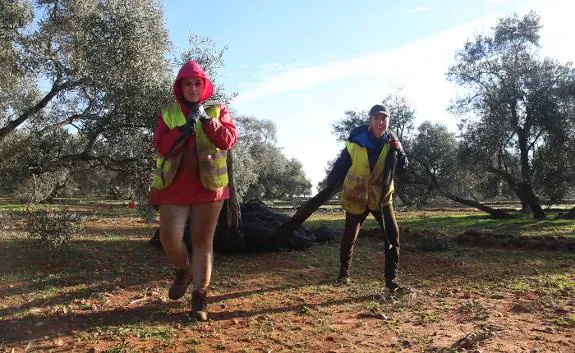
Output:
[232,18,485,106]
[231,0,575,191]
[234,0,574,110]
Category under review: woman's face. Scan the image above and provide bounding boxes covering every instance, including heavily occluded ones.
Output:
[181,77,204,103]
[369,112,389,137]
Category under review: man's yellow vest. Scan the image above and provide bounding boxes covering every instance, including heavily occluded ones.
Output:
[151,102,228,191]
[340,141,394,215]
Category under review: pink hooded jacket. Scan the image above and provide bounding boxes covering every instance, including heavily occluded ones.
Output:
[149,60,237,205]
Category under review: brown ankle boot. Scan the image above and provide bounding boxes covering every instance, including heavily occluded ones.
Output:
[168,266,192,300]
[191,289,208,321]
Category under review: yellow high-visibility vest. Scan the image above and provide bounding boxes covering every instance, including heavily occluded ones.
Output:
[151,102,228,191]
[340,141,394,215]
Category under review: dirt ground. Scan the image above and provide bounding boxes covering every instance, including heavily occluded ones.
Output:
[1,216,574,353]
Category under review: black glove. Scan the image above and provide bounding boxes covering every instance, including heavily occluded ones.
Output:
[179,114,197,136]
[178,104,209,135]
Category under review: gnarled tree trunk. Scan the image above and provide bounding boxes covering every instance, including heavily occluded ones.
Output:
[441,191,514,219]
[517,182,546,219]
[214,151,243,252]
[273,184,341,246]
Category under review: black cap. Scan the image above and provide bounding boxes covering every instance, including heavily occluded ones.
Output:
[369,104,390,117]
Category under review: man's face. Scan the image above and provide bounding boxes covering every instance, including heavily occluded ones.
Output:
[369,112,389,137]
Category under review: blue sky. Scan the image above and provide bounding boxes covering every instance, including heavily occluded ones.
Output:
[163,0,575,191]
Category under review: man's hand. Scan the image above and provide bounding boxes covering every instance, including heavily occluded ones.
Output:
[390,139,402,151]
[389,132,403,152]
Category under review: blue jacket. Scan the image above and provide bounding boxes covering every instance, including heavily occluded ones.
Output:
[326,125,409,187]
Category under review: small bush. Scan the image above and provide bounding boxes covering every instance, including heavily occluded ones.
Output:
[25,209,83,248]
[14,171,70,203]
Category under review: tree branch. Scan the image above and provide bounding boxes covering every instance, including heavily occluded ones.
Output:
[39,113,87,134]
[0,78,88,141]
[411,155,513,218]
[496,130,515,174]
[487,165,517,187]
[59,153,140,171]
[527,128,544,152]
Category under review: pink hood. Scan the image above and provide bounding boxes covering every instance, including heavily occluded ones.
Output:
[173,60,214,104]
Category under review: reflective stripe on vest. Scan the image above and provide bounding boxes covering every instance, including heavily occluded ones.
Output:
[195,116,229,189]
[151,102,229,191]
[340,141,394,215]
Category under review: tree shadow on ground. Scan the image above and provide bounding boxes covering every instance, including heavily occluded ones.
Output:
[1,231,574,346]
[0,235,334,321]
[0,291,374,344]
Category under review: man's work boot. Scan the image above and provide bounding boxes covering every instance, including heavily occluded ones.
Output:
[386,279,412,294]
[384,246,401,292]
[191,289,208,321]
[337,266,350,284]
[386,279,402,292]
[168,266,193,300]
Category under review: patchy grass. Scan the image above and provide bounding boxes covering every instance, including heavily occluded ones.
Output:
[97,323,175,341]
[304,211,380,230]
[0,203,27,210]
[399,212,575,238]
[305,209,575,239]
[0,202,574,352]
[0,198,144,218]
[553,315,575,328]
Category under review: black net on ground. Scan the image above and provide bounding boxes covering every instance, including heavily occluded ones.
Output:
[149,199,338,253]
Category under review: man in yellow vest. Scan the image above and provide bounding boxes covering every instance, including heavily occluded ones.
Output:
[326,104,408,292]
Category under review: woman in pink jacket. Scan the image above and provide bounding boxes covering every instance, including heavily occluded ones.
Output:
[149,60,237,320]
